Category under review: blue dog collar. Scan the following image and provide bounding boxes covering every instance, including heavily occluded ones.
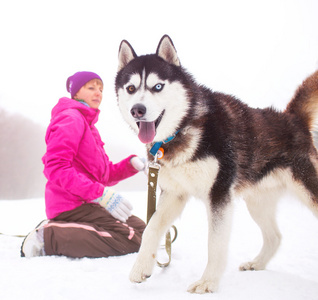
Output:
[149,130,180,156]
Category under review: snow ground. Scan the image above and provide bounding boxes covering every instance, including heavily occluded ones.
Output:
[0,192,317,300]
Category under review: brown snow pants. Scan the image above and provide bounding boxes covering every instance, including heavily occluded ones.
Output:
[43,203,146,258]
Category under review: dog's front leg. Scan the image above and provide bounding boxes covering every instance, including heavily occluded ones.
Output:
[187,200,233,293]
[129,191,187,283]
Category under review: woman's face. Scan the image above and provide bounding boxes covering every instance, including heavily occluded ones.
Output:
[74,79,103,109]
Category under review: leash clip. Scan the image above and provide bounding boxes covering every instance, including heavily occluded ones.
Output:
[150,153,161,167]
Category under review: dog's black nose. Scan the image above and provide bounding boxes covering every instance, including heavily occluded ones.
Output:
[130,104,146,119]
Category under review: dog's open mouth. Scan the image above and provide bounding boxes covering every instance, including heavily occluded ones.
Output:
[137,110,165,144]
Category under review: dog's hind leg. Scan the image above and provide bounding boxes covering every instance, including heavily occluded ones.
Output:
[240,192,282,271]
[129,191,188,283]
[290,154,318,219]
[187,200,234,294]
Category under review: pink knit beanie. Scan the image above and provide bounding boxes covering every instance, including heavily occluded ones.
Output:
[66,71,103,98]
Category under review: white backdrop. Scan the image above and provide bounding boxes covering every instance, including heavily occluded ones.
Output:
[0,0,318,195]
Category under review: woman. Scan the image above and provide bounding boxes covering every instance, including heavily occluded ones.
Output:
[21,71,146,258]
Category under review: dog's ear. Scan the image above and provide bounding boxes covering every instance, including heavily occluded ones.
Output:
[156,35,180,66]
[118,40,137,71]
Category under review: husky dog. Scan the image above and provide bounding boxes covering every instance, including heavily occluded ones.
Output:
[115,35,318,293]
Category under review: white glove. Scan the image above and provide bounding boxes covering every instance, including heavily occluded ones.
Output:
[130,156,146,171]
[93,188,133,222]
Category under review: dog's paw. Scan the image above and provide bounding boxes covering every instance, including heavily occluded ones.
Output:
[129,256,155,283]
[187,279,218,294]
[129,268,151,283]
[239,261,265,271]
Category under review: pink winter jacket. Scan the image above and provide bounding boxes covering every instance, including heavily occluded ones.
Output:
[42,97,138,219]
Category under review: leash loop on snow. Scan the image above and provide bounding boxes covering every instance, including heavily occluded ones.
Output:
[147,156,177,268]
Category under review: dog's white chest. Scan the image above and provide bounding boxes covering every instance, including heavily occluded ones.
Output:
[159,157,219,199]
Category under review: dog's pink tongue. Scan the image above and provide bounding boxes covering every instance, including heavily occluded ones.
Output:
[138,121,156,144]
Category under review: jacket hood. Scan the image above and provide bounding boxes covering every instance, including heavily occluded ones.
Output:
[52,97,100,125]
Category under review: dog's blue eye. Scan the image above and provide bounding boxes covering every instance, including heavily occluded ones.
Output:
[127,85,136,94]
[153,83,164,92]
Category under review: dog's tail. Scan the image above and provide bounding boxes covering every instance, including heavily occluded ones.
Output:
[286,70,318,134]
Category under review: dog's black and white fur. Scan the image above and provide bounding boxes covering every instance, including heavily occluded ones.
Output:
[115,35,318,293]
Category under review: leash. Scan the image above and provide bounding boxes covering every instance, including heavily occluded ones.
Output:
[147,150,178,268]
[0,232,25,238]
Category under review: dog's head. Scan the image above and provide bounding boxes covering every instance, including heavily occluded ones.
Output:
[115,35,190,144]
